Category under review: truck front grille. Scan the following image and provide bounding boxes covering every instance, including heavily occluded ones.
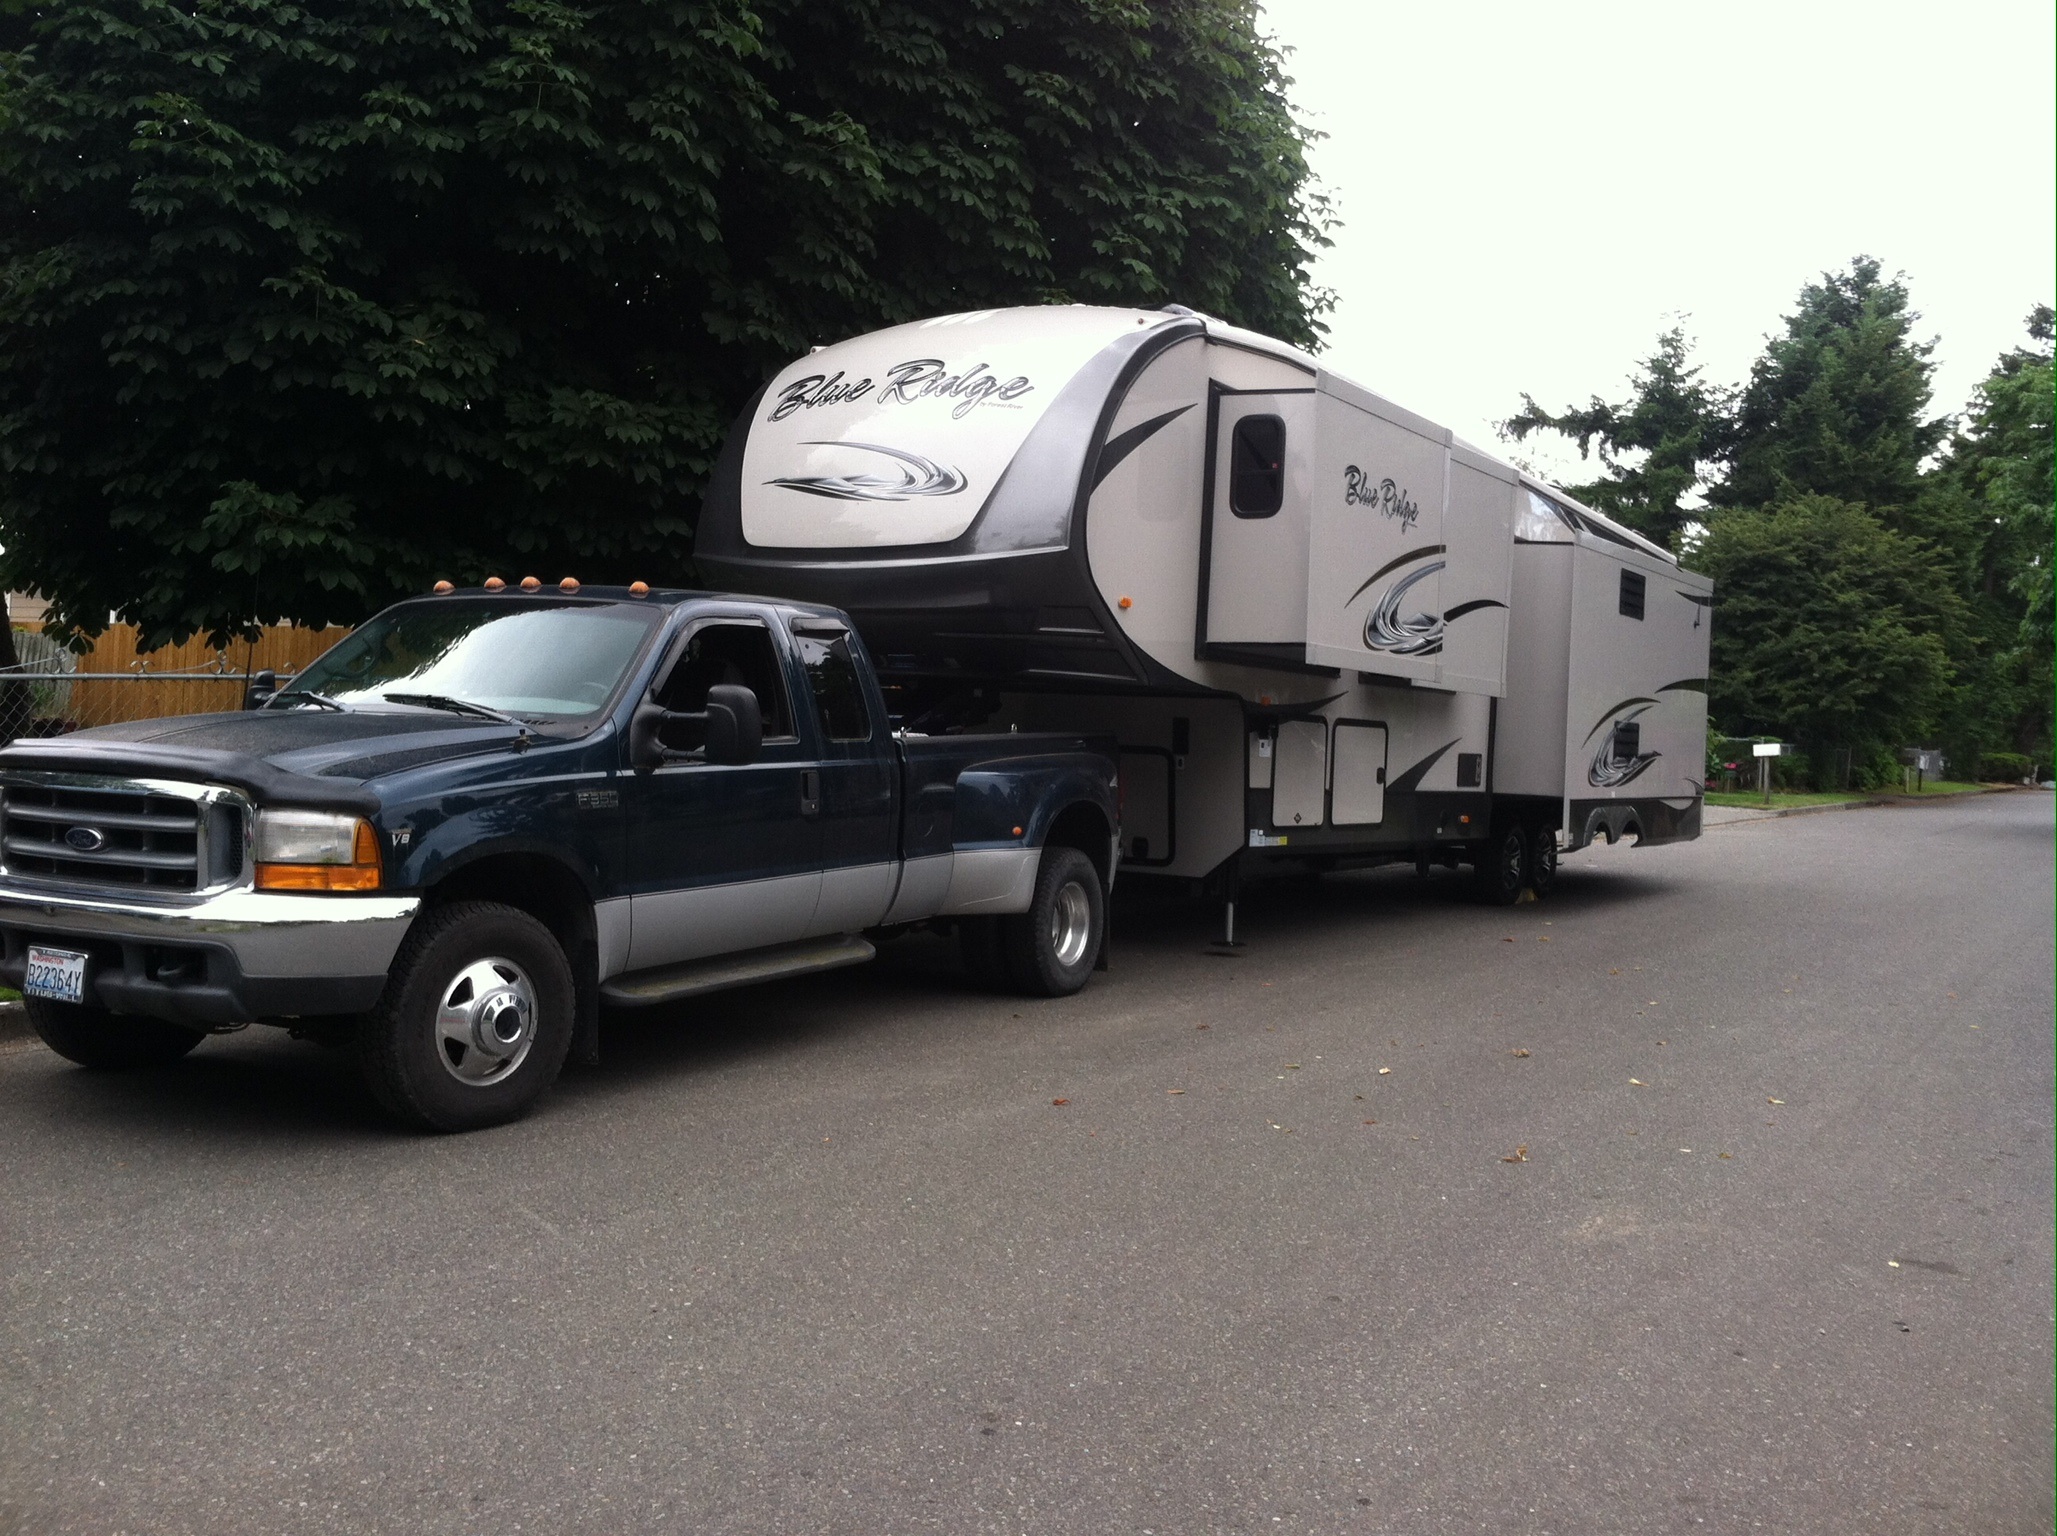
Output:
[0,776,243,893]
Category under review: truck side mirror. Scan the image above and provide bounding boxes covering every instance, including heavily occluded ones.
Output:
[628,684,763,772]
[702,685,762,765]
[244,669,278,711]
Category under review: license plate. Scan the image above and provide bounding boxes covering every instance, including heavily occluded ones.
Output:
[24,946,87,1006]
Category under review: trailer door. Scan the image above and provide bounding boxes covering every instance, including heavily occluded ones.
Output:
[1198,388,1316,665]
[1330,721,1389,825]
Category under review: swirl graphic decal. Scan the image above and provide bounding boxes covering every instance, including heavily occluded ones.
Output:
[1363,560,1446,657]
[1588,704,1662,788]
[766,442,968,502]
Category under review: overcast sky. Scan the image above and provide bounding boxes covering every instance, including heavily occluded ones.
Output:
[1258,0,2056,484]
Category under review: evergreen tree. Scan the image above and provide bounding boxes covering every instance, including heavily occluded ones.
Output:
[1501,325,1726,547]
[0,0,1330,647]
[1711,257,1949,519]
[1930,306,2054,760]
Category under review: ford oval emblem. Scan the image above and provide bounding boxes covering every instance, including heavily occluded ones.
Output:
[64,825,107,853]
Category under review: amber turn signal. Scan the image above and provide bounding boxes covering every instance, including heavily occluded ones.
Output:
[629,581,650,597]
[484,576,506,591]
[433,580,454,594]
[559,576,580,592]
[520,575,541,591]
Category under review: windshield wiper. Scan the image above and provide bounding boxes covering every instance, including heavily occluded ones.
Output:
[267,688,347,712]
[381,691,528,726]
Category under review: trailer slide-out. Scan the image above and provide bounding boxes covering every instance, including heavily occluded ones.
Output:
[698,304,1712,908]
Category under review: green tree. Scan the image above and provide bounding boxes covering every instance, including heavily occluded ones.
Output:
[1929,305,2054,761]
[1689,495,1964,779]
[0,0,1329,647]
[1500,324,1726,547]
[1711,256,1949,519]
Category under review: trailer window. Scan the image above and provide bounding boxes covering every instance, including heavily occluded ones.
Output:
[1618,569,1646,620]
[796,631,872,741]
[1229,415,1287,517]
[1516,489,1576,542]
[1613,721,1642,763]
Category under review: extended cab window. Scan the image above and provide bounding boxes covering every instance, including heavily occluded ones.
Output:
[656,623,796,749]
[795,630,872,742]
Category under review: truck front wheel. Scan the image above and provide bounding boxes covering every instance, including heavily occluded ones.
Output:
[25,997,204,1070]
[1000,847,1105,997]
[356,901,575,1132]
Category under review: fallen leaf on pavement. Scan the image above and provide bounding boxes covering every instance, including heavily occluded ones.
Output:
[1888,1260,1901,1268]
[1285,1063,1301,1069]
[1501,1146,1529,1163]
[1051,1098,1069,1106]
[1719,1152,1733,1160]
[1510,1049,1531,1057]
[1537,936,1551,943]
[1378,1067,1392,1075]
[1363,1119,1378,1125]
[1629,1078,1646,1086]
[1609,967,1621,975]
[1767,1098,1784,1105]
[1166,1089,1185,1095]
[1195,1024,1210,1030]
[1501,937,1515,943]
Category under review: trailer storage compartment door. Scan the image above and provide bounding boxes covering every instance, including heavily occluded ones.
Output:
[1271,719,1327,829]
[1330,721,1389,825]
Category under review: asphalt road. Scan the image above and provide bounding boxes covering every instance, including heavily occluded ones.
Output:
[1,793,2050,1536]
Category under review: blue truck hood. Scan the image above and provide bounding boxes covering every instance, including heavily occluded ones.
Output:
[0,709,527,812]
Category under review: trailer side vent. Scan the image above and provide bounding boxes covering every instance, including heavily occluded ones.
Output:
[1456,752,1483,788]
[1619,569,1646,620]
[1229,416,1287,517]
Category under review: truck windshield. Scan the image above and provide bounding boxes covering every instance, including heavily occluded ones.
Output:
[285,600,662,719]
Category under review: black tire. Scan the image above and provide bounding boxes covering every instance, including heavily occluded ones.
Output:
[999,847,1105,997]
[1468,819,1529,906]
[25,996,205,1070]
[1526,821,1559,897]
[355,901,574,1132]
[956,915,1010,992]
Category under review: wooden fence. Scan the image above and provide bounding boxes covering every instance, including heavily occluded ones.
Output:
[49,624,352,729]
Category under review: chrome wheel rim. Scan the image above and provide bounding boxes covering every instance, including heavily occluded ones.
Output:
[433,956,537,1086]
[1501,832,1525,888]
[1050,881,1093,969]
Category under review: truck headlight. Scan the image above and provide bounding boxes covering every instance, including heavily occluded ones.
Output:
[254,810,382,891]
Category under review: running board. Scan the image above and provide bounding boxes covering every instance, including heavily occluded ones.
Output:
[600,935,877,1008]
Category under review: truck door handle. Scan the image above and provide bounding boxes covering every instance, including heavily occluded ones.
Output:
[800,769,821,818]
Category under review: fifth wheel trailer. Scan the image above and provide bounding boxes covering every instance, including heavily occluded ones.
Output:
[697,304,1713,906]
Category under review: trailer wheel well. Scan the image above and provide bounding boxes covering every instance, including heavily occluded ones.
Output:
[1044,802,1114,889]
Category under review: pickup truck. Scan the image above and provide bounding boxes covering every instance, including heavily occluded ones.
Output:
[0,586,1120,1130]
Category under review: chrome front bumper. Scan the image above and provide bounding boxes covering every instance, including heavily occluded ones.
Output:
[0,880,420,1023]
